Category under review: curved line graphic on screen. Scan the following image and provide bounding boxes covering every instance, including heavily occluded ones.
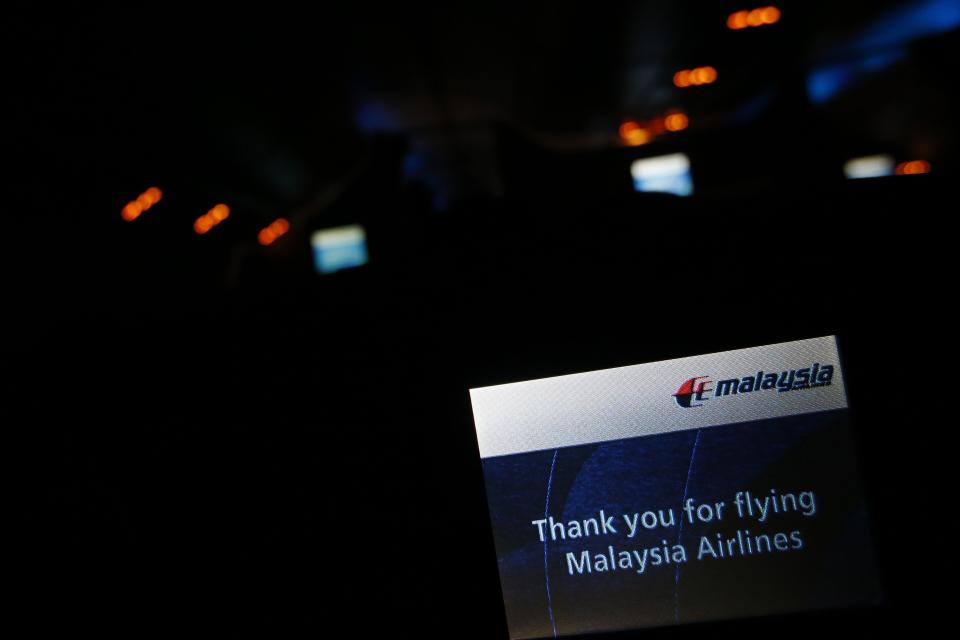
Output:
[674,429,702,623]
[544,449,560,638]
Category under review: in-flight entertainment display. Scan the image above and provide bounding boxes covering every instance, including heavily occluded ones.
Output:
[470,336,880,639]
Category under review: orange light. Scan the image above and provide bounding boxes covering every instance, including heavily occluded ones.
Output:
[144,187,163,204]
[195,203,231,234]
[896,160,931,175]
[728,11,749,29]
[258,229,275,245]
[619,120,641,139]
[210,203,230,222]
[258,218,290,245]
[625,129,650,146]
[676,66,716,88]
[747,9,765,26]
[619,120,650,145]
[729,7,780,29]
[121,186,164,221]
[619,121,650,146]
[665,113,689,132]
[121,201,143,221]
[194,215,214,234]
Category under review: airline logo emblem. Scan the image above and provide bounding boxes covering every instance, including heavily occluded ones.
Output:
[673,364,834,408]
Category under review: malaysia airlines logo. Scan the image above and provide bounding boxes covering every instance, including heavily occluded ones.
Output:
[673,363,834,408]
[673,376,713,408]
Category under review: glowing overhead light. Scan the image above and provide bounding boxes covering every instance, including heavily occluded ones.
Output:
[194,215,213,234]
[194,203,230,235]
[619,120,650,146]
[209,203,230,222]
[728,6,780,30]
[625,129,650,146]
[843,154,895,179]
[761,6,781,24]
[674,66,717,88]
[619,111,689,146]
[257,218,291,246]
[121,187,163,221]
[727,11,749,30]
[122,202,143,222]
[664,113,689,132]
[619,120,641,138]
[895,160,931,175]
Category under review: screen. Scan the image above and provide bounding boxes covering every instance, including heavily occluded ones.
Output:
[470,336,880,639]
[310,224,369,274]
[630,153,693,196]
[843,154,895,179]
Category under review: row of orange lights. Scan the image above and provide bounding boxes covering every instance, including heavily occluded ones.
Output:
[619,121,651,146]
[257,218,291,246]
[674,66,718,88]
[727,6,781,30]
[619,112,689,146]
[622,7,780,148]
[122,191,299,242]
[121,187,163,221]
[895,160,932,175]
[194,203,230,234]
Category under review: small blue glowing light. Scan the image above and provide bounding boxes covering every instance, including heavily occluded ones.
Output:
[807,49,906,104]
[843,0,960,56]
[807,0,960,104]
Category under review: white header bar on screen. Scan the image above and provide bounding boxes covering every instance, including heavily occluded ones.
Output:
[469,336,847,459]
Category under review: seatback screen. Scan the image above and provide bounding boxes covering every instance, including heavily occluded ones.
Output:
[470,336,880,639]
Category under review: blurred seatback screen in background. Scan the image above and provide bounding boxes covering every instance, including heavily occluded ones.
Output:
[630,153,693,196]
[311,225,369,274]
